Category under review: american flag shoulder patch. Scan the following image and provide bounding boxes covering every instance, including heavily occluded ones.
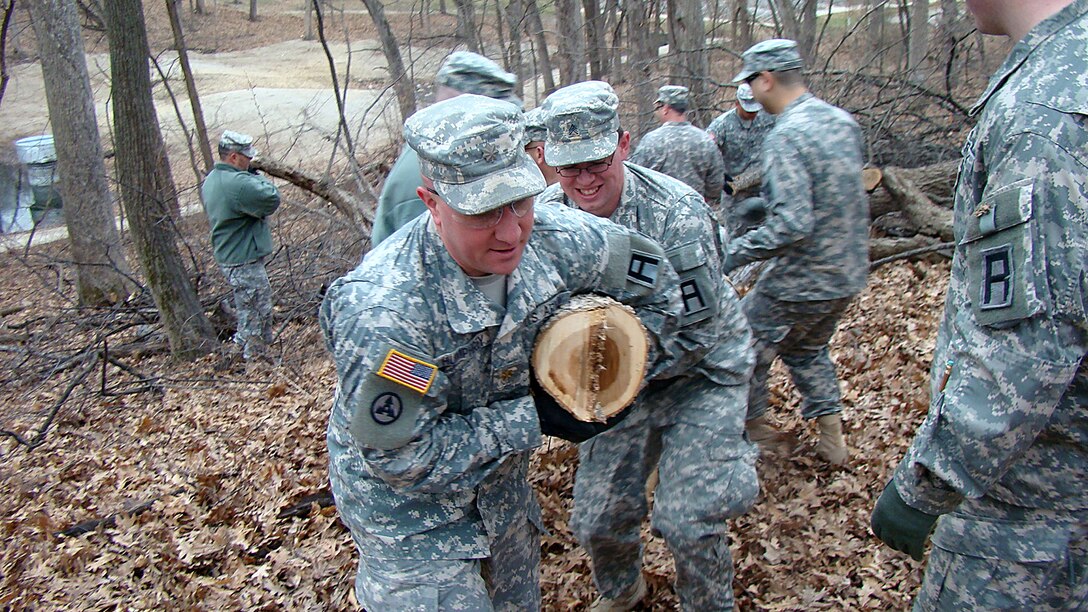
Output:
[376,349,437,395]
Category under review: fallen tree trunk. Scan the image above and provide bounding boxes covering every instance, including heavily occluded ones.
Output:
[880,167,955,242]
[868,159,958,218]
[252,158,374,233]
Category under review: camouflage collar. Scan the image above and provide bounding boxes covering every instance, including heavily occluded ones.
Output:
[971,0,1088,116]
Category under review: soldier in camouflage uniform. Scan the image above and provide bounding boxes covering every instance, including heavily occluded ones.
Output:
[871,2,1088,609]
[202,130,281,360]
[705,83,776,232]
[538,81,758,612]
[629,85,725,208]
[321,95,686,611]
[371,52,522,246]
[722,39,869,465]
[522,107,559,185]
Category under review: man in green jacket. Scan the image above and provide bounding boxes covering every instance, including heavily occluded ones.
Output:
[202,130,281,360]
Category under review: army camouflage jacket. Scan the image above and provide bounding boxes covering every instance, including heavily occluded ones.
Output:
[724,93,869,301]
[201,162,281,266]
[321,204,683,559]
[705,109,776,178]
[895,0,1088,519]
[539,161,753,386]
[629,121,725,208]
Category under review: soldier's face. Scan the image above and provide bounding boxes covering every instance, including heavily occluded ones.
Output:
[422,187,534,277]
[557,131,630,219]
[964,0,1012,35]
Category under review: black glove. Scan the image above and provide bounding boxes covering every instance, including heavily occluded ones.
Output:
[531,375,632,443]
[870,481,940,561]
[722,174,735,196]
[248,167,260,175]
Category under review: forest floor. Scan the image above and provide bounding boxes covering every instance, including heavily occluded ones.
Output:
[1,1,949,609]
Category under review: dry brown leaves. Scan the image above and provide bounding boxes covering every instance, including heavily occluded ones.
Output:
[1,253,946,610]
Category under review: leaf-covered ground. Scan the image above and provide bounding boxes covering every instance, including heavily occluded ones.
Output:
[1,218,946,609]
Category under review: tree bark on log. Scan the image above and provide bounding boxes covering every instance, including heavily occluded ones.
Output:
[868,159,958,217]
[880,167,955,242]
[252,158,373,234]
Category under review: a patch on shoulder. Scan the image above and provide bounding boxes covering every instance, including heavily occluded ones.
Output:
[376,349,437,394]
[370,392,404,424]
[628,249,661,288]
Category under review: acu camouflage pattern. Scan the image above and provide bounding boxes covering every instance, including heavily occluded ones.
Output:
[705,107,776,178]
[732,38,805,82]
[321,204,683,608]
[890,2,1088,608]
[538,162,759,610]
[540,81,621,167]
[220,258,273,359]
[522,107,548,145]
[436,51,520,105]
[655,85,689,108]
[724,92,869,301]
[630,121,726,208]
[403,95,545,216]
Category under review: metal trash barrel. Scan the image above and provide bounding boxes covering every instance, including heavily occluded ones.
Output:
[15,135,63,223]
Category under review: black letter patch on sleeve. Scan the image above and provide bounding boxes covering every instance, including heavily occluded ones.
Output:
[680,278,708,316]
[980,245,1013,310]
[628,250,661,288]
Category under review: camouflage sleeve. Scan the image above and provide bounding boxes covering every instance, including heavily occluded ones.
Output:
[320,281,540,495]
[724,133,813,268]
[894,129,1088,515]
[629,132,665,173]
[704,144,725,209]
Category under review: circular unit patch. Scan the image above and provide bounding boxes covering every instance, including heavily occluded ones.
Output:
[370,392,403,425]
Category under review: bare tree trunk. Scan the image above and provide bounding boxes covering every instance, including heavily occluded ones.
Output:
[358,0,417,122]
[166,0,213,173]
[249,0,257,21]
[733,0,752,51]
[626,0,656,136]
[103,0,216,359]
[28,0,133,306]
[192,0,206,15]
[524,0,555,92]
[666,0,709,124]
[583,0,606,80]
[453,0,482,52]
[1,0,16,104]
[869,0,886,69]
[503,0,526,98]
[304,0,314,40]
[771,0,801,46]
[556,0,586,85]
[908,0,929,80]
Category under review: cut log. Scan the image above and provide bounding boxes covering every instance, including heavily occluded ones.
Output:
[881,167,955,242]
[861,167,883,192]
[869,159,958,218]
[532,294,649,423]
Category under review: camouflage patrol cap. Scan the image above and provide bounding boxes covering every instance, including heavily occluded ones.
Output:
[540,81,620,167]
[219,130,257,158]
[733,38,804,83]
[404,94,545,216]
[523,107,548,145]
[736,83,763,113]
[436,51,521,107]
[655,85,689,108]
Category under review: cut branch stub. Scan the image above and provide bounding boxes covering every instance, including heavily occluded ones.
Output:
[532,294,649,422]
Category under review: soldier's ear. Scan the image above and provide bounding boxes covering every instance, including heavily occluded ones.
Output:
[616,131,632,161]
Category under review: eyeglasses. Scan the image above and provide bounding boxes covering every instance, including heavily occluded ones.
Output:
[428,189,534,229]
[555,153,616,178]
[653,102,665,110]
[744,72,763,85]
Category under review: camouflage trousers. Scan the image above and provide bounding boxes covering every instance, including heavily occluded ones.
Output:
[220,258,273,359]
[742,288,853,421]
[915,499,1088,611]
[350,520,541,611]
[571,376,759,611]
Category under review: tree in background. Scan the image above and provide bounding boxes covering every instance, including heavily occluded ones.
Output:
[28,0,133,306]
[103,0,216,359]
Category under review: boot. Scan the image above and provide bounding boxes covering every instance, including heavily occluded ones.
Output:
[590,574,648,612]
[815,414,849,465]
